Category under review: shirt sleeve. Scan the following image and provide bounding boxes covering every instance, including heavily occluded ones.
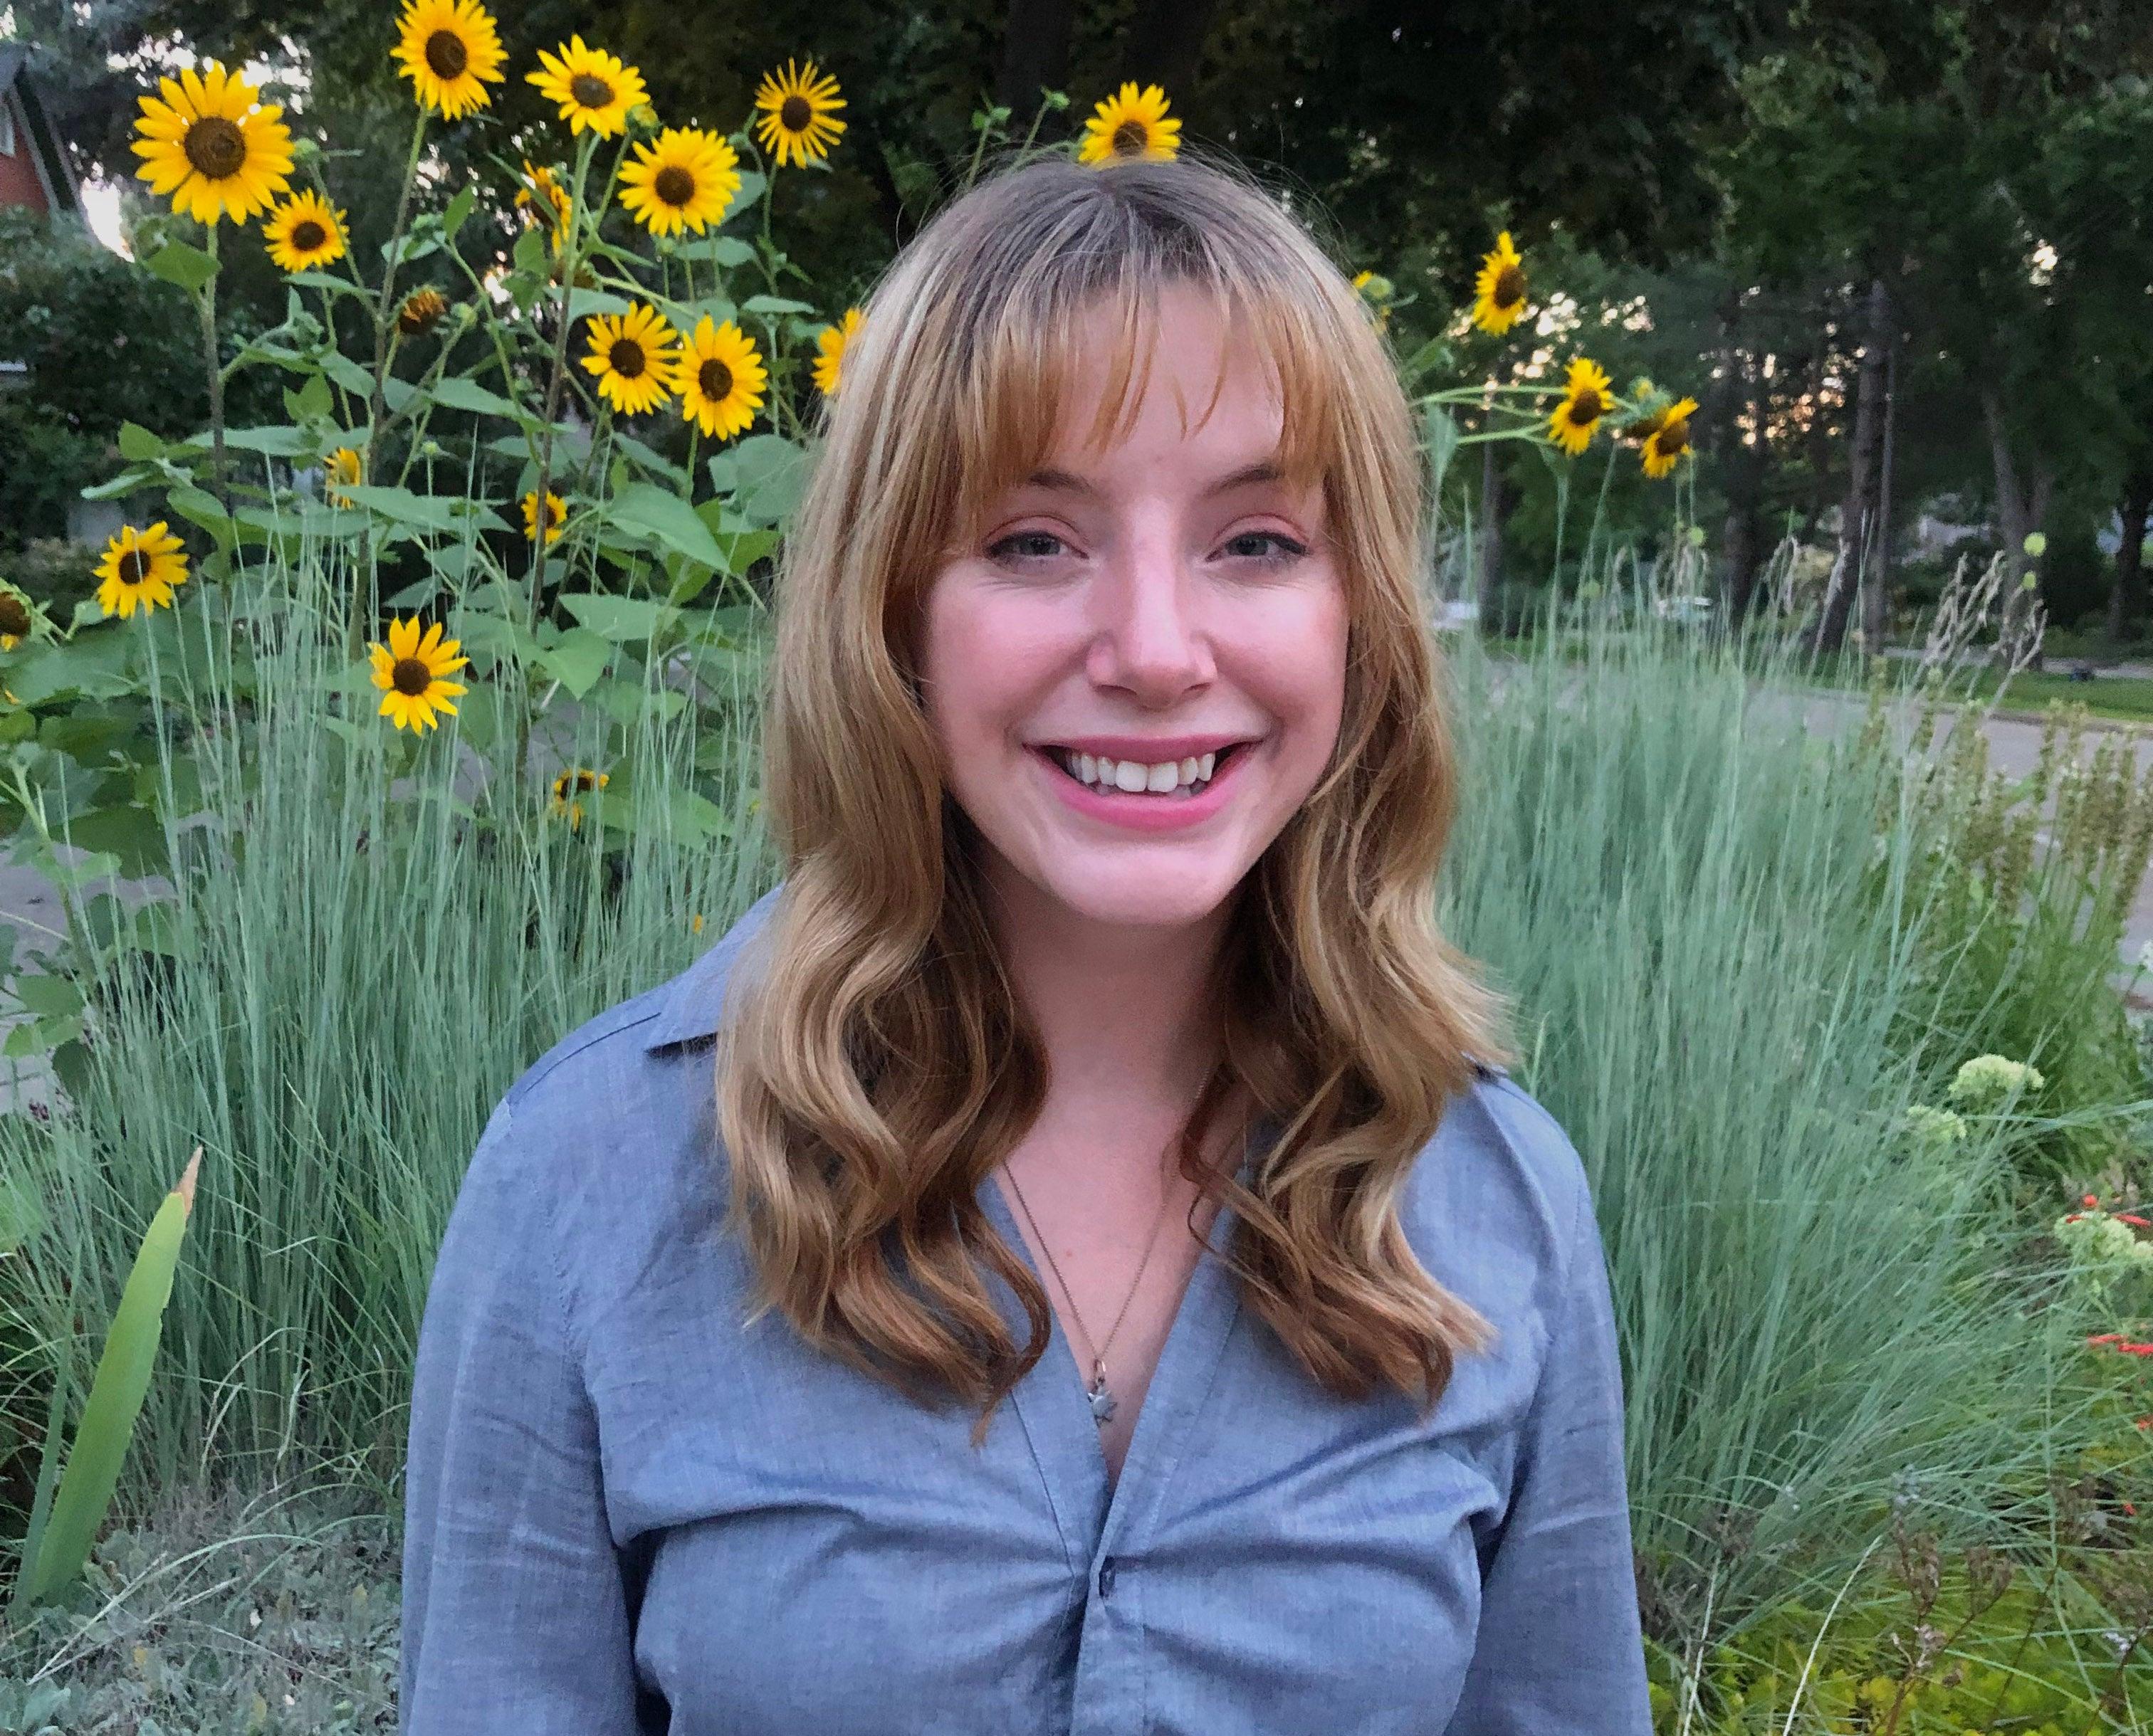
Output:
[1444,1172,1653,1734]
[400,1097,649,1733]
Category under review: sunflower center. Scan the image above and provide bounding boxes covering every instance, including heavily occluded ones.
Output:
[654,165,696,207]
[562,770,600,795]
[698,358,734,402]
[0,596,28,636]
[1493,265,1525,308]
[1655,420,1691,458]
[780,94,812,132]
[291,219,327,253]
[609,338,647,380]
[118,549,154,587]
[1111,120,1148,156]
[184,116,248,181]
[570,72,615,111]
[392,657,434,698]
[424,28,468,79]
[1566,389,1604,426]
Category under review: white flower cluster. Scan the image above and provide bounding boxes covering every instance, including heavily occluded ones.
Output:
[1900,1103,1969,1149]
[1948,1053,2046,1110]
[2054,1209,2153,1269]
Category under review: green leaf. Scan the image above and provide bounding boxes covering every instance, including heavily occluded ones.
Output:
[706,433,809,527]
[565,286,634,321]
[63,805,170,878]
[1423,404,1462,498]
[288,268,366,298]
[11,973,83,1020]
[429,377,525,420]
[116,423,166,463]
[740,294,815,317]
[218,424,312,457]
[535,626,612,698]
[678,235,755,268]
[16,1157,201,1606]
[81,467,159,502]
[338,485,505,534]
[167,485,235,548]
[142,240,218,294]
[322,351,374,396]
[291,372,335,422]
[511,225,548,280]
[559,591,675,643]
[443,185,478,238]
[607,482,725,572]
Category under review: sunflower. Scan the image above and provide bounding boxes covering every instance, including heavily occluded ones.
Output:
[397,287,449,336]
[515,160,573,255]
[550,767,609,831]
[1471,231,1528,335]
[582,303,681,416]
[678,317,765,440]
[368,616,468,732]
[261,189,347,273]
[812,306,862,397]
[1077,82,1180,165]
[132,61,294,226]
[1640,396,1699,479]
[391,0,505,120]
[522,490,567,545]
[1548,357,1613,457]
[619,127,741,237]
[94,522,189,619]
[0,586,34,651]
[753,59,847,167]
[1351,269,1393,330]
[324,446,365,507]
[528,36,648,139]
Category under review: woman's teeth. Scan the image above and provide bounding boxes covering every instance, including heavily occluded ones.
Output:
[1052,748,1221,796]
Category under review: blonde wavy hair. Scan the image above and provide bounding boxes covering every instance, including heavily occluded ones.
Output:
[716,150,1517,1447]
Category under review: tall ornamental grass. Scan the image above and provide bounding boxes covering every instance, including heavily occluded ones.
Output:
[0,548,2133,1663]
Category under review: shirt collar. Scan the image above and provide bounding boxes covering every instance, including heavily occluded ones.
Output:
[641,883,785,1051]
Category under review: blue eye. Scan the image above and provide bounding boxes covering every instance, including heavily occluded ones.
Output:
[988,530,1069,564]
[1221,531,1308,564]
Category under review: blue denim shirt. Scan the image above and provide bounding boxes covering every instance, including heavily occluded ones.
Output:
[401,888,1651,1733]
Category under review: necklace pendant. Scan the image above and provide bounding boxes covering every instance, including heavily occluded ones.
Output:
[1086,1374,1116,1426]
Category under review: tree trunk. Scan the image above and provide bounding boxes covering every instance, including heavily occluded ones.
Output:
[997,0,1079,119]
[1811,276,1890,658]
[1714,295,1767,631]
[2106,468,2153,646]
[1982,385,2055,668]
[1863,335,1898,653]
[1121,0,1221,93]
[1476,440,1507,636]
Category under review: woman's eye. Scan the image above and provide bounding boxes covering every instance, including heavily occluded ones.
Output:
[987,530,1071,564]
[1219,530,1308,565]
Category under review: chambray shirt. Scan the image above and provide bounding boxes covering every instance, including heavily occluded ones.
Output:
[400,888,1652,1734]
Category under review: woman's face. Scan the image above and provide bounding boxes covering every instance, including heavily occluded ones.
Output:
[919,286,1348,938]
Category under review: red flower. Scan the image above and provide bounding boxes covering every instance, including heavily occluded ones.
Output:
[2084,1192,2101,1208]
[2089,1333,2125,1346]
[2118,1213,2150,1229]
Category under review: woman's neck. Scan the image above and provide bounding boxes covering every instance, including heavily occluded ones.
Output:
[980,860,1230,1106]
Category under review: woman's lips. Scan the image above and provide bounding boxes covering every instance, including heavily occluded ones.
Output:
[1030,740,1254,833]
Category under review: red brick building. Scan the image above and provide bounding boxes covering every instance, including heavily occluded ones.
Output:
[0,46,81,220]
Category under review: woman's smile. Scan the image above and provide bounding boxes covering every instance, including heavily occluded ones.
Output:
[1027,736,1263,833]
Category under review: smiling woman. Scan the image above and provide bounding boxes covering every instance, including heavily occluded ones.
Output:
[402,153,1652,1735]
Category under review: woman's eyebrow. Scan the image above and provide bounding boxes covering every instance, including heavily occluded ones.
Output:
[1020,460,1287,499]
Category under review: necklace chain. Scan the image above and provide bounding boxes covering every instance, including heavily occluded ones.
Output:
[1000,1159,1173,1428]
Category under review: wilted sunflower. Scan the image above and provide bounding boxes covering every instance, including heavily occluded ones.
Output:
[522,490,567,545]
[1471,231,1528,335]
[261,189,347,273]
[368,616,468,732]
[528,36,648,138]
[1548,357,1613,457]
[677,317,766,440]
[324,446,365,507]
[550,767,609,831]
[1077,83,1180,164]
[582,303,681,416]
[132,62,294,226]
[95,522,189,619]
[620,127,742,236]
[515,160,572,255]
[1639,396,1699,479]
[391,0,505,120]
[397,287,449,336]
[0,586,34,651]
[812,306,861,397]
[753,59,847,167]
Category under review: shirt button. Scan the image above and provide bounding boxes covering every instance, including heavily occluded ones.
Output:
[1097,1557,1119,1599]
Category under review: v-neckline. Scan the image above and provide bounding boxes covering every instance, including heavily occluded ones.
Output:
[976,1125,1264,1575]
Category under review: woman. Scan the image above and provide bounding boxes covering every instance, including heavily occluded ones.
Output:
[402,152,1651,1734]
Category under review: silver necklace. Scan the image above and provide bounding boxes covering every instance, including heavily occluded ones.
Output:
[1000,1162,1173,1428]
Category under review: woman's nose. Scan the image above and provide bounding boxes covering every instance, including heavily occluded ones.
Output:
[1087,545,1214,703]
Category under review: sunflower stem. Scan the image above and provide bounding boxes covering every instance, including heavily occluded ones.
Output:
[362,111,429,481]
[528,132,602,640]
[199,226,227,510]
